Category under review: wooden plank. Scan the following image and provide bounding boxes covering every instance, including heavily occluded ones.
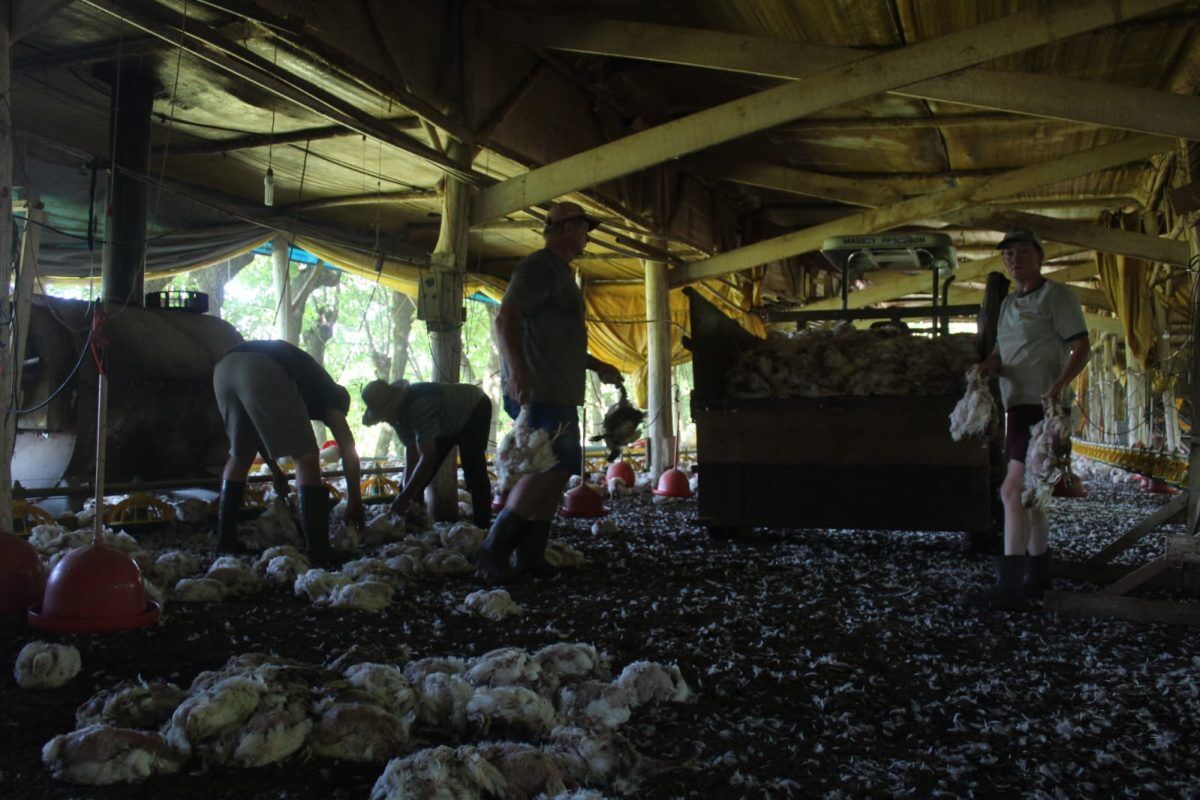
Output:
[1087,491,1187,567]
[1103,557,1171,596]
[950,206,1192,266]
[1165,535,1200,563]
[674,135,1171,285]
[474,0,1179,223]
[1045,590,1200,625]
[481,8,1200,141]
[11,0,74,42]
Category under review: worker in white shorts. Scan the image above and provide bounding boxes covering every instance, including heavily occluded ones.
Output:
[967,229,1090,610]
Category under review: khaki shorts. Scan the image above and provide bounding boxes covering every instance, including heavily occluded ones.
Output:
[213,351,316,460]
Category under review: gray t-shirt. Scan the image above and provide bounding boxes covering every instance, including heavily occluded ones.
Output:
[502,248,587,405]
[996,279,1088,408]
[389,383,486,444]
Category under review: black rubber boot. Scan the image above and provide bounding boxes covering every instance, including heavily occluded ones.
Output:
[216,480,248,554]
[1025,551,1053,600]
[964,555,1027,611]
[476,508,527,584]
[299,485,336,566]
[514,520,560,579]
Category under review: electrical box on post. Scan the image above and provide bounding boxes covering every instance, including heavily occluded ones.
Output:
[416,266,465,326]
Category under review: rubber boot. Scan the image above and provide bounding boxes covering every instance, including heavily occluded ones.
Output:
[216,480,248,554]
[514,520,560,579]
[476,508,527,584]
[299,485,336,567]
[1025,551,1053,600]
[964,555,1027,611]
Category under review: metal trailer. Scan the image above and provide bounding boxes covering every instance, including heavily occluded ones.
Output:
[682,287,1003,550]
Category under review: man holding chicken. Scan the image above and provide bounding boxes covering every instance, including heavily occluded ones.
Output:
[476,201,622,583]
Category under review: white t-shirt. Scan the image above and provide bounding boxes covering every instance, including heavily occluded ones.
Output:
[996,279,1088,408]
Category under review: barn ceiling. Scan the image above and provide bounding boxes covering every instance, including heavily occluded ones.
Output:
[11,0,1200,311]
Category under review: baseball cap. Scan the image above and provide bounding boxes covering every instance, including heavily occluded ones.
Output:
[996,228,1044,253]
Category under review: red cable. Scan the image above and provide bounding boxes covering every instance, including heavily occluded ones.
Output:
[90,310,108,376]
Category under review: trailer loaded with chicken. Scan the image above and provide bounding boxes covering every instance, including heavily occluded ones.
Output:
[683,288,1003,549]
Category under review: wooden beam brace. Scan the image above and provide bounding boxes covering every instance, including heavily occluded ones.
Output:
[157,118,421,157]
[1103,556,1172,596]
[674,135,1172,286]
[482,8,1200,141]
[692,160,905,208]
[475,0,1180,224]
[1045,589,1200,624]
[82,0,482,185]
[14,36,161,71]
[1086,491,1187,567]
[286,190,440,214]
[11,0,73,42]
[950,206,1192,265]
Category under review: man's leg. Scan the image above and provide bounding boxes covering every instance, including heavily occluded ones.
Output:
[514,471,571,578]
[458,413,494,529]
[477,469,568,583]
[294,451,336,563]
[965,460,1027,610]
[216,454,254,553]
[1024,505,1053,598]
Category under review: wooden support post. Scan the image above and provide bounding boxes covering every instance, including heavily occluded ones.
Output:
[424,139,471,522]
[642,240,673,479]
[270,236,296,344]
[1188,216,1200,534]
[10,206,40,409]
[0,15,13,527]
[1127,363,1145,448]
[1100,334,1117,445]
[1158,303,1181,452]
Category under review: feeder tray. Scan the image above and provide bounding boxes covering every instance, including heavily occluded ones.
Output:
[652,468,694,498]
[559,485,609,518]
[605,461,636,487]
[0,531,46,613]
[11,499,55,537]
[361,474,400,505]
[106,493,175,533]
[28,541,159,633]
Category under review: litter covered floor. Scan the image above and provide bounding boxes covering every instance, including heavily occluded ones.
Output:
[2,468,1199,799]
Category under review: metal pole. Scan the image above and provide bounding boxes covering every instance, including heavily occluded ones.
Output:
[91,315,108,543]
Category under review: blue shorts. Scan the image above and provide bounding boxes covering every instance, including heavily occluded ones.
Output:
[503,397,582,476]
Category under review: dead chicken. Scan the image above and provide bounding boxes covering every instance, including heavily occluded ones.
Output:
[548,725,643,794]
[211,684,313,768]
[371,744,508,800]
[422,548,475,574]
[417,672,474,735]
[614,661,693,706]
[558,680,634,730]
[475,741,569,799]
[948,364,998,443]
[163,675,263,757]
[152,550,202,585]
[1022,399,1073,509]
[173,577,227,603]
[466,685,557,738]
[343,662,419,721]
[14,641,82,689]
[460,589,525,622]
[534,643,611,692]
[76,679,185,729]
[497,406,563,492]
[441,521,486,557]
[318,579,395,612]
[465,647,543,689]
[42,725,183,785]
[588,385,646,462]
[204,555,261,597]
[404,656,467,685]
[293,567,352,602]
[310,700,409,762]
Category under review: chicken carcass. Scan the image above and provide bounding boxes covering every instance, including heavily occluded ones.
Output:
[948,364,998,443]
[558,680,634,730]
[42,725,183,785]
[319,579,394,612]
[548,725,643,793]
[466,686,557,738]
[163,675,263,757]
[371,745,507,800]
[535,643,611,692]
[1022,400,1073,510]
[343,662,419,721]
[14,641,82,689]
[293,568,352,602]
[476,741,569,799]
[75,679,185,729]
[460,589,524,622]
[310,700,409,762]
[614,661,693,706]
[173,577,227,603]
[496,406,562,492]
[417,672,474,734]
[588,385,645,462]
[465,647,542,688]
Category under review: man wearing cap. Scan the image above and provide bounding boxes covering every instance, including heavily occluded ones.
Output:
[967,228,1090,610]
[361,379,493,529]
[476,200,623,583]
[213,339,365,563]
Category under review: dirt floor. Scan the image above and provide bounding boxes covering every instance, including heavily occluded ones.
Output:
[3,470,1200,799]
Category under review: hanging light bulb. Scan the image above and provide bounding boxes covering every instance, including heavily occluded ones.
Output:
[263,167,275,207]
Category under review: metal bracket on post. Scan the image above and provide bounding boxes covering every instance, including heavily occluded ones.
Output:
[416,252,465,329]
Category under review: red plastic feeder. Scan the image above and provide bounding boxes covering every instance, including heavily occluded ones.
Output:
[652,468,694,498]
[1145,478,1180,495]
[605,461,635,487]
[0,531,46,613]
[1053,475,1088,499]
[28,541,159,634]
[558,485,609,518]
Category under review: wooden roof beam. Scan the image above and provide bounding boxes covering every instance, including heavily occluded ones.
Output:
[673,135,1173,286]
[949,206,1192,266]
[82,0,481,185]
[483,8,1200,142]
[156,118,421,157]
[475,0,1182,224]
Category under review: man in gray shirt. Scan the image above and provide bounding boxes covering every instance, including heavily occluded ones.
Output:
[361,379,492,528]
[477,201,622,583]
[968,228,1090,610]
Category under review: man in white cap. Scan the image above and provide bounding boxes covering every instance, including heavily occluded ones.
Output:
[476,200,623,583]
[967,228,1091,610]
[361,379,492,529]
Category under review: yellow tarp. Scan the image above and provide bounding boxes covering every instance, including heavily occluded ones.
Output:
[1096,212,1158,369]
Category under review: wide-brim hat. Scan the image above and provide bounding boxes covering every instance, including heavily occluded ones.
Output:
[543,211,601,232]
[361,380,406,426]
[996,228,1044,253]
